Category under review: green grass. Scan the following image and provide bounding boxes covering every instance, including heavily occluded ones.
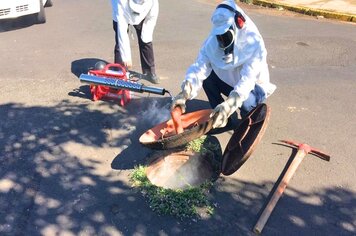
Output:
[130,136,222,219]
[130,165,214,219]
[239,0,254,4]
[185,135,220,156]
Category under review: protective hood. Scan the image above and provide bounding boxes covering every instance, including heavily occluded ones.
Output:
[128,0,153,14]
[206,2,256,69]
[205,29,241,70]
[210,0,236,35]
[216,26,235,63]
[209,1,243,66]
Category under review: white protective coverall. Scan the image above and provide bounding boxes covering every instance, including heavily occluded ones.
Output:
[111,0,159,64]
[183,0,276,102]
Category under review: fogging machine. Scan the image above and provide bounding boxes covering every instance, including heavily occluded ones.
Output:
[80,63,169,106]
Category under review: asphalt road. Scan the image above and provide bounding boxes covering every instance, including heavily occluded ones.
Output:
[0,0,355,235]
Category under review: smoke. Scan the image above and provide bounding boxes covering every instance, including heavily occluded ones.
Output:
[147,151,213,190]
[139,100,171,127]
[169,153,212,189]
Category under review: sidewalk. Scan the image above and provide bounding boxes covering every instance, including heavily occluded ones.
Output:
[249,0,356,22]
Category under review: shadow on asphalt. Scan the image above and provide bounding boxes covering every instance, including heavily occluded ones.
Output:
[68,85,92,101]
[70,58,109,78]
[68,58,110,101]
[0,16,37,33]
[0,99,355,235]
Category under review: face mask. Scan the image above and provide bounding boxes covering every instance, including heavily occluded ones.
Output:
[216,28,235,63]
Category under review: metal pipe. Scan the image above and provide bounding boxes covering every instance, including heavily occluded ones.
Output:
[141,85,166,95]
[79,74,167,96]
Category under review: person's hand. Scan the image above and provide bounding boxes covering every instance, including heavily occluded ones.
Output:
[123,61,132,69]
[211,91,243,128]
[170,80,193,114]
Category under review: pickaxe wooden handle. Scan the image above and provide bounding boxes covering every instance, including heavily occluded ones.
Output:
[253,140,330,234]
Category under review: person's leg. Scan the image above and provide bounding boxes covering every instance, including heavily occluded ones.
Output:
[203,70,233,109]
[113,20,123,64]
[203,70,238,133]
[133,21,158,84]
[240,84,266,118]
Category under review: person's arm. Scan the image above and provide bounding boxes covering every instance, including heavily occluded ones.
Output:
[171,43,212,113]
[141,0,159,43]
[110,0,119,22]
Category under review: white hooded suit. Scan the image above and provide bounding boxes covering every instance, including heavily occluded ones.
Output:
[184,0,276,102]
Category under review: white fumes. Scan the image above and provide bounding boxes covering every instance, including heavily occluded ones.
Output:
[140,100,171,127]
[147,152,214,190]
[169,153,212,189]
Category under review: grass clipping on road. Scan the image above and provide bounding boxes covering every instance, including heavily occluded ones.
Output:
[130,136,220,219]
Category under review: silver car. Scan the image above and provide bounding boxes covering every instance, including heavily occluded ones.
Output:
[0,0,53,24]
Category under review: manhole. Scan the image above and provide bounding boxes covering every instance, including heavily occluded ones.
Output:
[146,136,222,190]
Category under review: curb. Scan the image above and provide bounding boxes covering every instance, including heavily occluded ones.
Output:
[247,0,356,23]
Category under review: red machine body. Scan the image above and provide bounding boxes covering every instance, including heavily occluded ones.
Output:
[88,63,131,106]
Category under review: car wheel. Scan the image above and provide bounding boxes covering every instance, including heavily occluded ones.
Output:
[36,0,46,24]
[45,0,53,7]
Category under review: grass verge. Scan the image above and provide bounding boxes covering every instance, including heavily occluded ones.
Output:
[130,136,221,219]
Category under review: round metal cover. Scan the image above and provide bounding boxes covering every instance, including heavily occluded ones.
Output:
[221,103,271,176]
[139,109,214,150]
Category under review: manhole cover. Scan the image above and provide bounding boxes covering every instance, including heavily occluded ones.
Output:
[139,109,214,150]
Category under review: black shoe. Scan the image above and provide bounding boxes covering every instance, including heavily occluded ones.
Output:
[144,72,160,84]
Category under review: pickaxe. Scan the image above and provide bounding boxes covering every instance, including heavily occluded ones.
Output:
[253,140,330,234]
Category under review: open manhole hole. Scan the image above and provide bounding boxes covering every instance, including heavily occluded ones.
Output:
[143,104,271,190]
[146,136,222,190]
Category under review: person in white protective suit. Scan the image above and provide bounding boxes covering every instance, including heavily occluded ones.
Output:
[111,0,160,84]
[171,0,276,130]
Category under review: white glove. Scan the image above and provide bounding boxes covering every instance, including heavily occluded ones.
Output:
[171,80,193,113]
[211,91,243,128]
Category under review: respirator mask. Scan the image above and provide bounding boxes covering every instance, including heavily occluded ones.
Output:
[216,26,235,64]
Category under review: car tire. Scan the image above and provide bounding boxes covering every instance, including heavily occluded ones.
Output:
[45,0,53,7]
[36,0,46,24]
